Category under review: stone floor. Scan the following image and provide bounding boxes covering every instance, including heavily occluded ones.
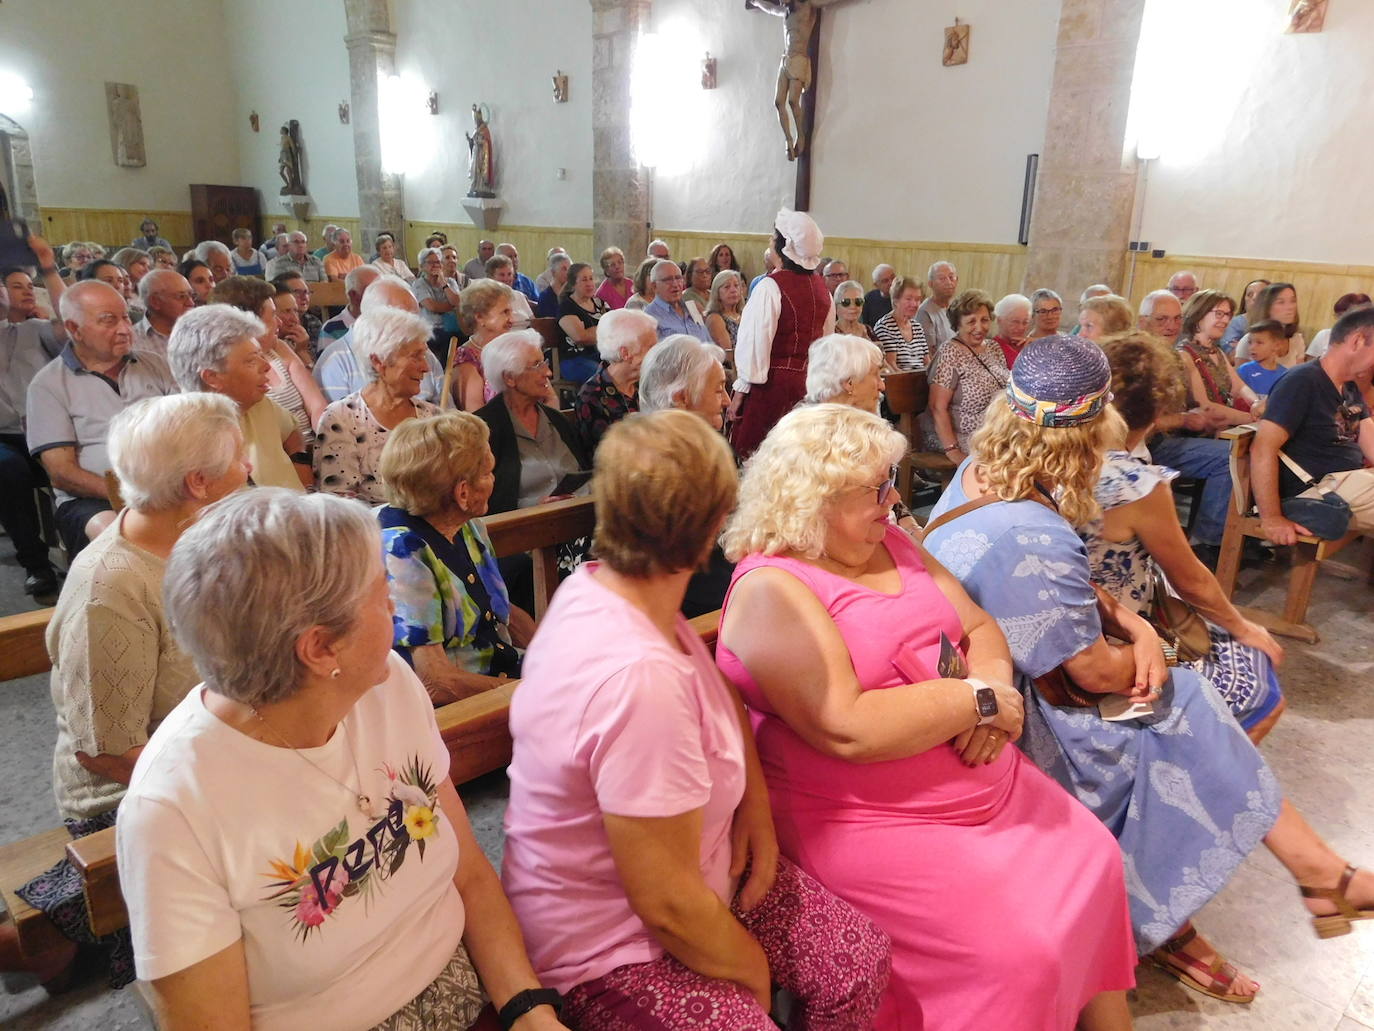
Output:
[1,534,1371,1029]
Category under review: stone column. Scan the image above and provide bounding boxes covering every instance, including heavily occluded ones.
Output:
[344,0,405,255]
[590,0,652,262]
[1022,0,1147,297]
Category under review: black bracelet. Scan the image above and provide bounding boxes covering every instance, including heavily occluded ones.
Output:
[498,987,562,1029]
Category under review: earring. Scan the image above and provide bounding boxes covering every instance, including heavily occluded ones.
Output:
[330,668,342,679]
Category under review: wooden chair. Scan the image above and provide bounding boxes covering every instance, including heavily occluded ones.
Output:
[883,371,955,499]
[530,316,577,408]
[1214,425,1362,643]
[306,279,347,316]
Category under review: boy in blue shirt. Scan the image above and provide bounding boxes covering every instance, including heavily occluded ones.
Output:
[1237,319,1290,396]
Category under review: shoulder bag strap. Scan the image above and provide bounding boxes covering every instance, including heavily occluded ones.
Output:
[922,493,1001,537]
[1277,449,1320,489]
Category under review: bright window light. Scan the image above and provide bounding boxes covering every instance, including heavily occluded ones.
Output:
[379,74,433,176]
[630,30,703,175]
[1126,0,1273,167]
[0,71,34,118]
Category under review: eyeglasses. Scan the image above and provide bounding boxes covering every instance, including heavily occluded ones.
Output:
[522,358,551,373]
[1033,307,1062,316]
[858,465,899,505]
[838,297,863,307]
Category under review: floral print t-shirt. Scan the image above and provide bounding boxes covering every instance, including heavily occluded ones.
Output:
[574,361,639,455]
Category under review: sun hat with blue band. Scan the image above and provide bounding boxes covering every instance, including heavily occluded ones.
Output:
[1005,335,1113,427]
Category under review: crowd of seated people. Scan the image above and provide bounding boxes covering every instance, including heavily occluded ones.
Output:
[5,210,1374,1031]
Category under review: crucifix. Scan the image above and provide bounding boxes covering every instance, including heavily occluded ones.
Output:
[746,0,853,211]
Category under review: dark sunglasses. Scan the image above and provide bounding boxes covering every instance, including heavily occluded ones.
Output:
[838,297,863,307]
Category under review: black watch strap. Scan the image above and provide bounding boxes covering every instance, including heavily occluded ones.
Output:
[498,987,562,1029]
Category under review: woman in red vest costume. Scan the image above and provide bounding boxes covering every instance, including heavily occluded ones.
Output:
[727,209,835,458]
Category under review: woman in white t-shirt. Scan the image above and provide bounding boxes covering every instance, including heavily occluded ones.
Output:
[117,489,568,1031]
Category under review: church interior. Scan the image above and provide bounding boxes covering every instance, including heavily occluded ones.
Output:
[1,0,1372,1028]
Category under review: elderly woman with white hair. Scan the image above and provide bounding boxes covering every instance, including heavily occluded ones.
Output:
[371,232,415,281]
[411,246,463,339]
[803,332,884,412]
[1027,287,1064,341]
[378,411,536,704]
[992,292,1032,368]
[8,393,249,990]
[168,304,312,491]
[832,278,872,342]
[116,488,572,1031]
[475,329,589,514]
[637,334,730,430]
[574,307,657,453]
[535,252,571,319]
[314,307,440,503]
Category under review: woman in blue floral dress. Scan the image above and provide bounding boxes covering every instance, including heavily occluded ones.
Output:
[376,411,536,705]
[925,335,1374,1006]
[1085,333,1286,741]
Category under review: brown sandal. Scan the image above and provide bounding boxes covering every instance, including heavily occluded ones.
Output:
[1147,925,1257,1005]
[1301,864,1374,939]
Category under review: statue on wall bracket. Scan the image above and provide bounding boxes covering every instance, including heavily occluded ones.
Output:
[1287,0,1328,33]
[745,0,853,162]
[465,104,496,198]
[278,120,306,196]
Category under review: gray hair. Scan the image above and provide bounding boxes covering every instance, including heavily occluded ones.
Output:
[352,307,434,380]
[287,231,308,244]
[111,247,149,270]
[109,393,241,511]
[58,280,123,324]
[548,252,571,273]
[823,259,848,276]
[871,263,894,281]
[651,258,680,283]
[1029,288,1062,309]
[639,335,722,413]
[597,308,657,362]
[648,238,670,256]
[416,246,443,268]
[1139,288,1176,317]
[482,329,543,393]
[1079,283,1113,304]
[138,267,184,305]
[1168,270,1197,287]
[194,239,232,263]
[804,333,883,404]
[832,279,864,305]
[164,488,380,707]
[344,263,381,296]
[927,260,957,282]
[167,304,265,392]
[994,292,1032,319]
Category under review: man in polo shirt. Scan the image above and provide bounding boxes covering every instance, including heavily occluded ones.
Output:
[644,259,711,343]
[272,272,323,352]
[862,263,895,329]
[323,229,365,282]
[496,243,539,304]
[133,269,195,356]
[265,232,326,283]
[1252,304,1374,544]
[312,277,446,403]
[464,239,495,282]
[914,260,958,355]
[319,264,380,346]
[26,281,178,555]
[1,238,68,600]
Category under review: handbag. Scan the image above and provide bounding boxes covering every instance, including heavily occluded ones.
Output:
[925,494,1100,707]
[1277,451,1353,540]
[1148,568,1211,663]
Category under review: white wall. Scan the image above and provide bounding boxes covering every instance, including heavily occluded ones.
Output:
[649,0,1059,243]
[390,1,593,228]
[0,0,239,210]
[224,0,358,219]
[1131,0,1373,265]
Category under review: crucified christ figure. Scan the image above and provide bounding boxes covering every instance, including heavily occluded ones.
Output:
[746,0,852,161]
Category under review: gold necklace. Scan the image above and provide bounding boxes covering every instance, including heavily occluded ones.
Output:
[249,706,381,819]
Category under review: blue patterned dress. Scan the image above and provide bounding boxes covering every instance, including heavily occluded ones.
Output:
[378,506,522,679]
[1084,452,1284,730]
[926,462,1281,952]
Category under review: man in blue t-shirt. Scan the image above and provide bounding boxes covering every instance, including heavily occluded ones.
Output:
[1253,305,1374,544]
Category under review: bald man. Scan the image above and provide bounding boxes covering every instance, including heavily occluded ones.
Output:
[464,239,496,282]
[26,281,178,555]
[319,264,382,345]
[134,268,196,355]
[311,276,446,402]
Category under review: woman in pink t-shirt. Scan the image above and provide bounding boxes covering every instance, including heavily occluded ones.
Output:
[502,410,890,1030]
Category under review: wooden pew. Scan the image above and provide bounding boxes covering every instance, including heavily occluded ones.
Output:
[0,608,52,681]
[484,496,595,616]
[1214,424,1363,643]
[59,609,724,947]
[883,370,953,499]
[307,279,347,312]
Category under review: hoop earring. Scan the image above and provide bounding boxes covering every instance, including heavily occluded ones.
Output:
[330,668,342,679]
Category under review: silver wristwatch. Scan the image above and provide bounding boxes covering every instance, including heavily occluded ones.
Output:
[968,677,998,726]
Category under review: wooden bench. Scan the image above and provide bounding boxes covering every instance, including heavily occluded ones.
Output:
[307,279,347,315]
[884,370,954,499]
[0,495,596,960]
[530,316,578,407]
[1215,424,1363,643]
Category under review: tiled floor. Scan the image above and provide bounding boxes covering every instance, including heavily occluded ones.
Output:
[1,538,1371,1028]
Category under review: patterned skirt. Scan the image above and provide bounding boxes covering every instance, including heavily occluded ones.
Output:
[370,944,488,1031]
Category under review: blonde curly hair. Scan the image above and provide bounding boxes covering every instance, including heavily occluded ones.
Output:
[969,399,1124,527]
[721,404,907,562]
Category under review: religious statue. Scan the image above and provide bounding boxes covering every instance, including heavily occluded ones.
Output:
[745,0,852,161]
[943,20,970,66]
[278,120,306,196]
[552,71,569,104]
[465,104,496,198]
[105,82,146,168]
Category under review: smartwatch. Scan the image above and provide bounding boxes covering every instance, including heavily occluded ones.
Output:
[499,987,562,1029]
[968,677,999,726]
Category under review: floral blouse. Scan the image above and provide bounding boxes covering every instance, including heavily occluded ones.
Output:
[314,392,438,504]
[1179,341,1241,408]
[925,340,1009,452]
[574,361,638,455]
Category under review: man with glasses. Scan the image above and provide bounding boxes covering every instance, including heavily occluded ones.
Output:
[644,259,711,343]
[272,272,323,352]
[133,269,195,356]
[915,260,958,354]
[265,231,326,283]
[1168,270,1200,303]
[1253,304,1374,545]
[823,259,849,293]
[1027,288,1064,341]
[862,263,895,329]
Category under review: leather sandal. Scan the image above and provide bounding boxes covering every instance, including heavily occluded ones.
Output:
[1147,925,1257,1005]
[1301,864,1374,939]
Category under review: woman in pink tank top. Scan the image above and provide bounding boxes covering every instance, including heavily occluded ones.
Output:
[717,404,1137,1031]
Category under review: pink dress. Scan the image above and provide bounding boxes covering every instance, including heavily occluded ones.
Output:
[716,526,1136,1031]
[595,277,633,311]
